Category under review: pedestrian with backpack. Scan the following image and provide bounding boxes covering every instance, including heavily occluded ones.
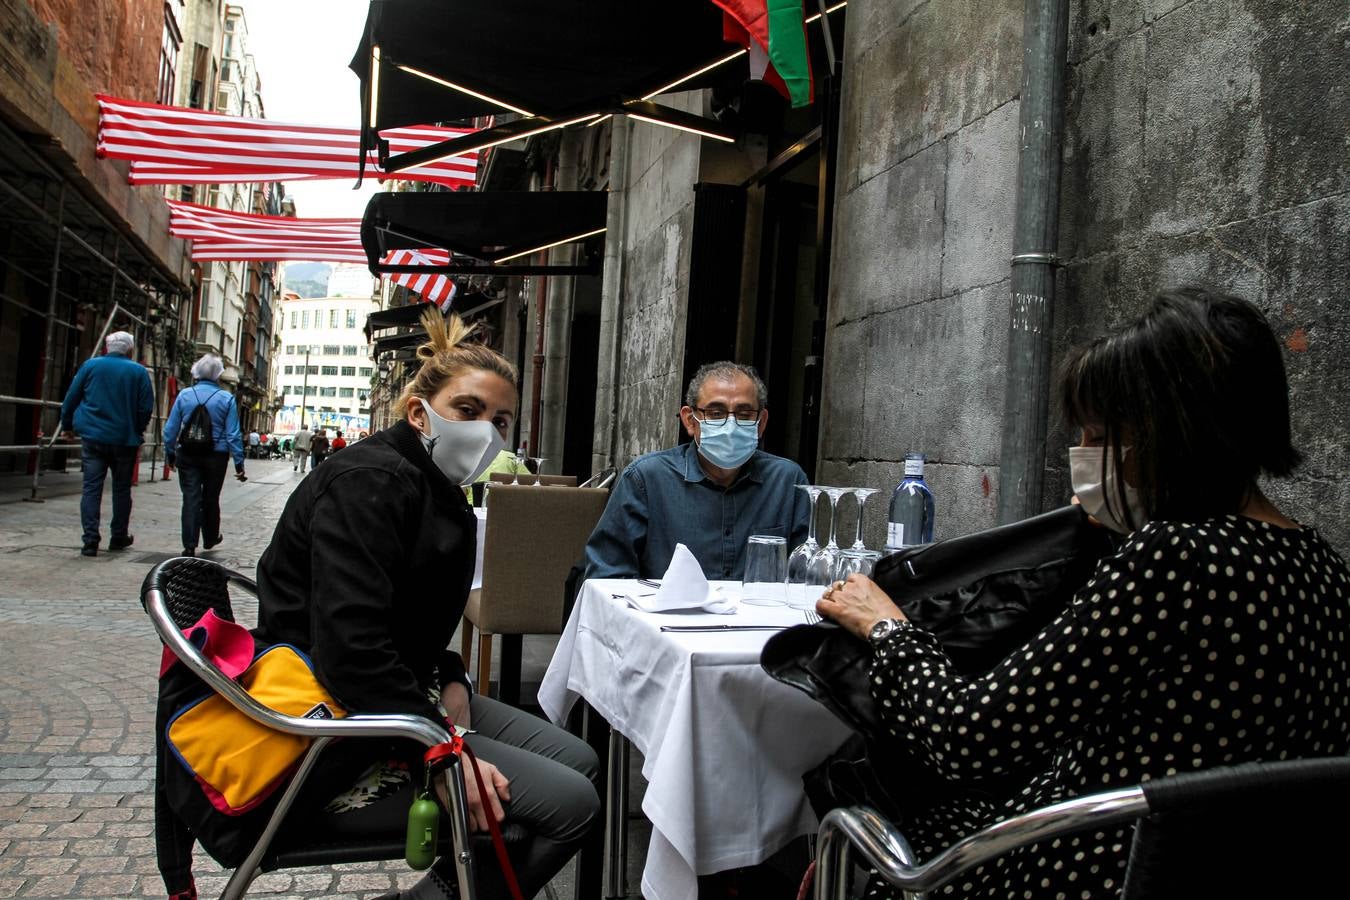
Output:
[163,354,246,557]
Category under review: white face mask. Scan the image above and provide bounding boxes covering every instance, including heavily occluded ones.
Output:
[417,399,505,486]
[1069,445,1148,534]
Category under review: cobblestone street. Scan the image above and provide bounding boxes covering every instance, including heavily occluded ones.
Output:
[0,458,633,899]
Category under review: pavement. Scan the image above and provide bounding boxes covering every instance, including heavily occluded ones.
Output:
[0,457,651,899]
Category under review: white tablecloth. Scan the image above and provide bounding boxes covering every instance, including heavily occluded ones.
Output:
[471,507,487,591]
[538,579,851,900]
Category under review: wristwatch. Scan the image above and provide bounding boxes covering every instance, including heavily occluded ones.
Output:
[869,617,906,645]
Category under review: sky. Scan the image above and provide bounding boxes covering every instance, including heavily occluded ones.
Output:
[241,1,381,219]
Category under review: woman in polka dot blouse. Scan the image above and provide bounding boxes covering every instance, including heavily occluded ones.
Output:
[818,286,1350,899]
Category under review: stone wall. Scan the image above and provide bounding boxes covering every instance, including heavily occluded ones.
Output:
[28,0,162,106]
[819,0,1349,551]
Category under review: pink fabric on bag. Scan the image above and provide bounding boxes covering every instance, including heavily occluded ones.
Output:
[158,608,255,679]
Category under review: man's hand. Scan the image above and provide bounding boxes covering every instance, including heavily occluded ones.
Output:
[60,430,77,443]
[817,574,906,641]
[165,454,176,471]
[441,681,471,729]
[435,756,510,833]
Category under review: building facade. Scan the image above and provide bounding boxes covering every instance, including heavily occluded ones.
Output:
[447,0,1349,553]
[272,283,378,438]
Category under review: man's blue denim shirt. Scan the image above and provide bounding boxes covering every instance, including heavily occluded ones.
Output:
[583,441,812,581]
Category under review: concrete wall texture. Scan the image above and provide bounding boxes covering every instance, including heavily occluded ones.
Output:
[819,0,1350,552]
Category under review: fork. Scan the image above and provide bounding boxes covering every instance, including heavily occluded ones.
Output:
[803,609,821,624]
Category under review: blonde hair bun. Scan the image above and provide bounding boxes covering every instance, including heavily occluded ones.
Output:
[416,307,479,360]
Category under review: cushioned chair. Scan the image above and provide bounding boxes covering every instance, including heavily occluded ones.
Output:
[461,485,608,704]
[814,756,1350,899]
[143,557,480,900]
[488,472,579,487]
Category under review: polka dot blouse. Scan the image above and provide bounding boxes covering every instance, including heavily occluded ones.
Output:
[864,515,1350,899]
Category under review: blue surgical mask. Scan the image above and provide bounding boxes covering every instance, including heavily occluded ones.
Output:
[695,417,759,470]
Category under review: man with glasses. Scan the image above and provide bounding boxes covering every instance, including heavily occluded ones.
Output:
[584,361,811,581]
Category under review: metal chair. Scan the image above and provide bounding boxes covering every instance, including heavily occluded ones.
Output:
[815,756,1350,899]
[143,557,479,900]
[578,467,616,489]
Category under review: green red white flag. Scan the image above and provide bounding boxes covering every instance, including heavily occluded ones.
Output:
[712,0,813,107]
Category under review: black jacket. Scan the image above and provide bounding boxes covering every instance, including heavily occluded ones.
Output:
[255,419,474,724]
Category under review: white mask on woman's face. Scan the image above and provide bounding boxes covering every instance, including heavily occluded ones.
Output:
[1069,445,1148,534]
[417,399,504,486]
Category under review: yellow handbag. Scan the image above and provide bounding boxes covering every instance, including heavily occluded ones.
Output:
[165,644,346,815]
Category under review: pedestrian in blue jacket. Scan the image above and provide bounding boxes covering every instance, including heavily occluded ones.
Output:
[163,354,246,557]
[59,331,154,557]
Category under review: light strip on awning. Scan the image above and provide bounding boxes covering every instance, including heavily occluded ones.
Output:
[805,1,849,24]
[394,63,535,117]
[369,46,382,128]
[626,113,736,143]
[643,49,748,100]
[493,227,607,264]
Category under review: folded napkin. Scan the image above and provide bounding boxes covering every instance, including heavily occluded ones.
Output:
[626,544,737,615]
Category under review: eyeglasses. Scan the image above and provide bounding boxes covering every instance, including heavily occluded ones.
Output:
[693,406,762,427]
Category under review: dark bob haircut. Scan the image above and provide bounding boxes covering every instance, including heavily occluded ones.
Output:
[1059,285,1301,530]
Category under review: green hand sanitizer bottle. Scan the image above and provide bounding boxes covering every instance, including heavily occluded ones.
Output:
[405,790,440,870]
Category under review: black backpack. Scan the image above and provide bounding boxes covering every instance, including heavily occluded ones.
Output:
[178,387,219,456]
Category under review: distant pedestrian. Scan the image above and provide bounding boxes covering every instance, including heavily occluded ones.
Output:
[330,430,347,452]
[292,427,313,472]
[282,437,292,455]
[358,430,368,441]
[247,429,260,459]
[59,331,154,557]
[310,427,331,467]
[163,354,246,557]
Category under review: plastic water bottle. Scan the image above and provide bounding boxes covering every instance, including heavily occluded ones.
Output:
[885,453,935,551]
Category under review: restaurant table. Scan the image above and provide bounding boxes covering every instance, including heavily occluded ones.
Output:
[538,579,852,900]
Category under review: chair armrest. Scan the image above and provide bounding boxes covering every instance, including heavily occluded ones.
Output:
[816,788,1148,898]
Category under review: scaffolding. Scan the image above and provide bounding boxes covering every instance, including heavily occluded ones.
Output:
[0,116,191,501]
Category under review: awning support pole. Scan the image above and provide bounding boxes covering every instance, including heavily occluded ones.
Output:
[996,0,1070,524]
[26,182,66,502]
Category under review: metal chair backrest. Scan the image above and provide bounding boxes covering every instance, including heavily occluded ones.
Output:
[816,757,1350,899]
[141,555,242,630]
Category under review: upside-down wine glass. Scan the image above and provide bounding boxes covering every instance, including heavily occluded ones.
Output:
[786,485,824,606]
[529,457,548,485]
[850,487,880,551]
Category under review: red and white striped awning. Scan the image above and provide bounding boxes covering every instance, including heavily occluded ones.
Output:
[97,94,477,188]
[167,201,460,309]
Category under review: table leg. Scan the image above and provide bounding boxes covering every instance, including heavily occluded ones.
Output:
[574,701,607,900]
[604,726,630,899]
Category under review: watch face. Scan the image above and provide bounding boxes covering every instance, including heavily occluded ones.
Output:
[870,619,894,641]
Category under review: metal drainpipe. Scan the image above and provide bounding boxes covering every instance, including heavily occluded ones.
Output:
[996,0,1070,525]
[527,156,555,457]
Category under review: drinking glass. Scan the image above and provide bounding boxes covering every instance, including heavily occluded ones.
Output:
[835,548,882,583]
[529,457,548,485]
[786,485,823,581]
[850,487,880,551]
[511,449,526,485]
[741,535,788,607]
[806,487,850,588]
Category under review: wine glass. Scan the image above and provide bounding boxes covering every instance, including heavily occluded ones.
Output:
[786,485,823,586]
[807,486,850,581]
[529,457,548,485]
[511,448,526,485]
[850,487,880,551]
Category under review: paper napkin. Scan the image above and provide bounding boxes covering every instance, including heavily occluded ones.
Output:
[625,543,736,614]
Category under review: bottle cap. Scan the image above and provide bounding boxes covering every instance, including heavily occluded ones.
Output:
[903,453,925,477]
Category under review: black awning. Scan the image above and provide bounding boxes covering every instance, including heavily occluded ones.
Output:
[364,302,430,341]
[362,190,608,276]
[352,0,739,170]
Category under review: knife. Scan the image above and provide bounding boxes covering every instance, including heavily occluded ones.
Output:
[659,624,784,632]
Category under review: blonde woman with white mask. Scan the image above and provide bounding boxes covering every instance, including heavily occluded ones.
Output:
[249,309,599,900]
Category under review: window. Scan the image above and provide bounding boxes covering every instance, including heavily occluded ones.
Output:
[340,366,356,377]
[359,408,371,416]
[343,345,359,356]
[323,345,340,356]
[305,385,317,396]
[284,365,293,375]
[346,310,358,328]
[290,312,298,329]
[307,365,318,375]
[329,309,339,328]
[358,367,373,377]
[300,310,309,329]
[358,390,370,403]
[320,387,337,398]
[285,345,294,355]
[321,366,338,376]
[339,387,355,398]
[157,3,183,105]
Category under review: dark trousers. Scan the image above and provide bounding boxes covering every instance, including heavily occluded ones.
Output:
[315,695,600,899]
[176,452,229,550]
[80,441,137,546]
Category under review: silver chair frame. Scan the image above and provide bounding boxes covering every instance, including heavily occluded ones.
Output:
[580,467,617,489]
[146,578,479,900]
[815,788,1148,899]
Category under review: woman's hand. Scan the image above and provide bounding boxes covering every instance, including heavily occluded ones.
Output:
[816,574,906,641]
[434,757,511,832]
[441,682,471,729]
